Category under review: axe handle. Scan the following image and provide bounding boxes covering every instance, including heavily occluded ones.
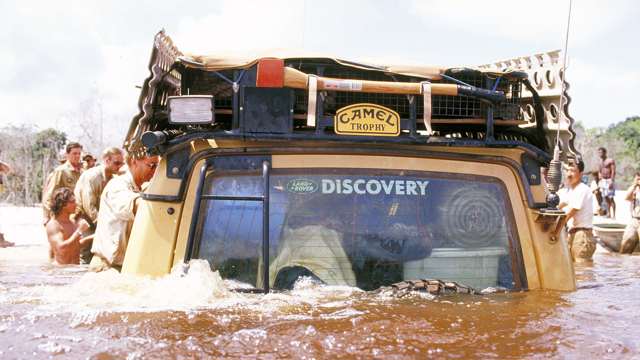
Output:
[283,67,504,102]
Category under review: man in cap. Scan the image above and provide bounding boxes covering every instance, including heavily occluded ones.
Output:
[82,154,97,170]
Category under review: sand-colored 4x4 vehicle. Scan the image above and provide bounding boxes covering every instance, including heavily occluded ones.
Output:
[120,31,579,293]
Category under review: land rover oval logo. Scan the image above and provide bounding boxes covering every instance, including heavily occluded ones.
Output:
[286,179,318,194]
[334,103,400,137]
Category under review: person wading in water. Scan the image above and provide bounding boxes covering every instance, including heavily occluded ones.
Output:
[45,187,91,265]
[598,147,616,219]
[554,159,595,262]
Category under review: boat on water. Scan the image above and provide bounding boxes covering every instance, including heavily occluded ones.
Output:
[593,221,637,253]
[118,31,582,293]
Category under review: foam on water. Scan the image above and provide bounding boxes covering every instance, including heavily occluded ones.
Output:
[30,259,234,313]
[6,257,368,324]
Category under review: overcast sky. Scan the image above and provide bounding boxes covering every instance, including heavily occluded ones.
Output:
[1,0,638,149]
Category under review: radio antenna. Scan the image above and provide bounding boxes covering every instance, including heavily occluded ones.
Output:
[546,0,573,209]
[556,0,573,149]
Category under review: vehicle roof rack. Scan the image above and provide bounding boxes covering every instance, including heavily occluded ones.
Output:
[125,31,577,161]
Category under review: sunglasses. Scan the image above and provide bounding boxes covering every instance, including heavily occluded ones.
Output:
[112,161,125,166]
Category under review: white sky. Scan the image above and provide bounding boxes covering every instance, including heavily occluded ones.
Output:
[0,0,638,148]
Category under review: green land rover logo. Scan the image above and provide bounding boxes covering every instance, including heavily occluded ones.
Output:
[286,179,318,194]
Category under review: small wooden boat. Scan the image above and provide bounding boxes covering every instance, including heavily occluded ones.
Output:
[593,223,637,253]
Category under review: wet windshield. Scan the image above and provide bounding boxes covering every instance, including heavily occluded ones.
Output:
[194,168,524,291]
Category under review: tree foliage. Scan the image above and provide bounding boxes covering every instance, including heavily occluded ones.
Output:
[575,116,640,187]
[0,126,67,205]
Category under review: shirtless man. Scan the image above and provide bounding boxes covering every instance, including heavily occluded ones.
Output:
[598,147,616,219]
[45,187,91,264]
[42,142,83,259]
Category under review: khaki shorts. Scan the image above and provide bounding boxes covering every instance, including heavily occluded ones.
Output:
[620,218,640,254]
[88,255,122,272]
[568,229,596,262]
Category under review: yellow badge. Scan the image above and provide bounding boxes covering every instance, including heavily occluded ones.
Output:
[334,103,400,137]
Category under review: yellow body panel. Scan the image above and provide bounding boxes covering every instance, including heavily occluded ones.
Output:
[122,160,184,276]
[123,141,575,291]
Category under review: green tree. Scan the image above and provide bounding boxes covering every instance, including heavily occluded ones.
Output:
[0,126,66,205]
[575,116,640,188]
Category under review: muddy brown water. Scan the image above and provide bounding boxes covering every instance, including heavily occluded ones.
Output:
[1,206,640,359]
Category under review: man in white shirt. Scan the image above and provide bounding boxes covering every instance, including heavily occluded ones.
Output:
[88,153,158,272]
[554,159,595,262]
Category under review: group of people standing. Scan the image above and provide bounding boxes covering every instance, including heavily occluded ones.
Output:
[41,142,158,272]
[554,147,640,262]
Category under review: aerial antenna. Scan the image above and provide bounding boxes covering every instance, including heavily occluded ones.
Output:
[555,0,572,149]
[546,0,572,209]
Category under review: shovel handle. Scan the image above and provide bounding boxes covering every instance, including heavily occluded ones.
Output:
[283,67,505,103]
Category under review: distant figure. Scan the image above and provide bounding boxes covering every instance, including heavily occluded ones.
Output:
[589,171,606,216]
[45,187,91,265]
[82,154,97,170]
[554,159,595,262]
[598,147,616,219]
[0,155,14,248]
[620,172,640,254]
[42,142,83,259]
[89,154,159,272]
[74,147,125,263]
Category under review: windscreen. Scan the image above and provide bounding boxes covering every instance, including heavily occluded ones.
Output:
[194,168,523,291]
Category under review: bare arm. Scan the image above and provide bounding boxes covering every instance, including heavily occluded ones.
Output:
[626,184,638,202]
[553,207,577,236]
[46,222,82,252]
[0,160,10,173]
[79,234,94,246]
[611,161,616,182]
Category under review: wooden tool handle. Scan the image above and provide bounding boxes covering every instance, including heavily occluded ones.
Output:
[283,67,457,96]
[283,67,505,102]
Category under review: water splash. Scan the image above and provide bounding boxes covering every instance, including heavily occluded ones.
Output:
[19,260,234,315]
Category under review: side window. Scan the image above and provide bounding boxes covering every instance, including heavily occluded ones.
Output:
[194,166,525,291]
[194,174,286,288]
